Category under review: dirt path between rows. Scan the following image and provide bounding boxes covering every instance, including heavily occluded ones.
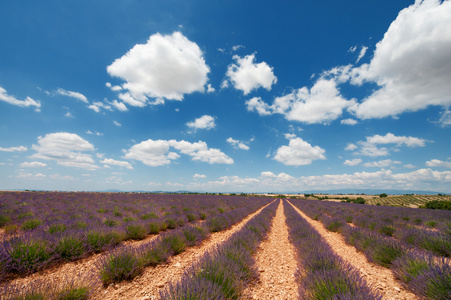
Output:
[242,200,298,300]
[90,201,275,300]
[287,200,418,300]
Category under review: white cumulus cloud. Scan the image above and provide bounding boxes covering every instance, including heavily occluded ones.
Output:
[341,118,358,125]
[245,97,272,116]
[226,137,250,150]
[246,79,356,124]
[363,159,402,168]
[106,82,122,92]
[426,159,451,168]
[186,115,216,131]
[348,133,428,157]
[274,136,326,166]
[107,31,210,106]
[348,0,451,119]
[124,139,233,167]
[225,53,277,95]
[100,158,133,169]
[344,158,362,166]
[19,161,47,168]
[0,145,27,152]
[110,100,128,112]
[189,168,451,193]
[31,132,98,170]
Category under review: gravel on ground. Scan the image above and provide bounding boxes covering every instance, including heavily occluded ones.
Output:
[242,200,299,300]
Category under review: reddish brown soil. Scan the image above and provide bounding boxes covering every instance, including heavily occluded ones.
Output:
[242,200,298,299]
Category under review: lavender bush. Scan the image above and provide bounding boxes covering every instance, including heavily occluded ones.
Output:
[290,198,451,257]
[392,251,451,300]
[1,271,98,300]
[284,201,381,300]
[98,246,142,285]
[398,227,451,257]
[290,199,451,299]
[160,200,278,300]
[97,198,271,284]
[0,191,271,281]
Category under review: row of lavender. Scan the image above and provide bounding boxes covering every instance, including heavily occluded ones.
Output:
[160,200,278,299]
[0,192,270,281]
[1,196,274,299]
[284,201,381,299]
[295,199,451,257]
[97,198,271,285]
[290,199,451,300]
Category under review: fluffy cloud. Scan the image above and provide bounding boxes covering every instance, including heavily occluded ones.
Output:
[246,79,356,124]
[186,115,215,131]
[225,53,277,95]
[206,84,215,93]
[0,87,41,110]
[348,133,427,157]
[0,145,27,152]
[341,118,358,125]
[31,132,98,170]
[274,79,355,124]
[88,101,113,113]
[204,175,260,188]
[189,168,451,192]
[124,139,233,167]
[347,0,451,119]
[260,171,277,178]
[274,136,326,166]
[19,161,47,168]
[111,100,128,112]
[226,137,250,150]
[345,143,358,151]
[245,97,272,116]
[16,172,46,179]
[344,158,362,166]
[106,82,122,92]
[100,158,133,169]
[366,133,427,147]
[363,159,402,168]
[193,174,206,179]
[56,88,88,103]
[426,159,451,168]
[391,168,451,188]
[107,32,210,106]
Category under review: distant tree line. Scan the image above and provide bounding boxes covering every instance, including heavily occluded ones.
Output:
[420,200,451,210]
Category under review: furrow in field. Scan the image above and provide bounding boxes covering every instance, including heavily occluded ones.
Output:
[242,200,298,300]
[287,200,418,300]
[89,200,275,300]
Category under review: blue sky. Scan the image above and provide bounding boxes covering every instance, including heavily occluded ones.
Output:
[1,0,451,193]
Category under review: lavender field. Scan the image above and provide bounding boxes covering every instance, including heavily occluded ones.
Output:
[0,192,450,299]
